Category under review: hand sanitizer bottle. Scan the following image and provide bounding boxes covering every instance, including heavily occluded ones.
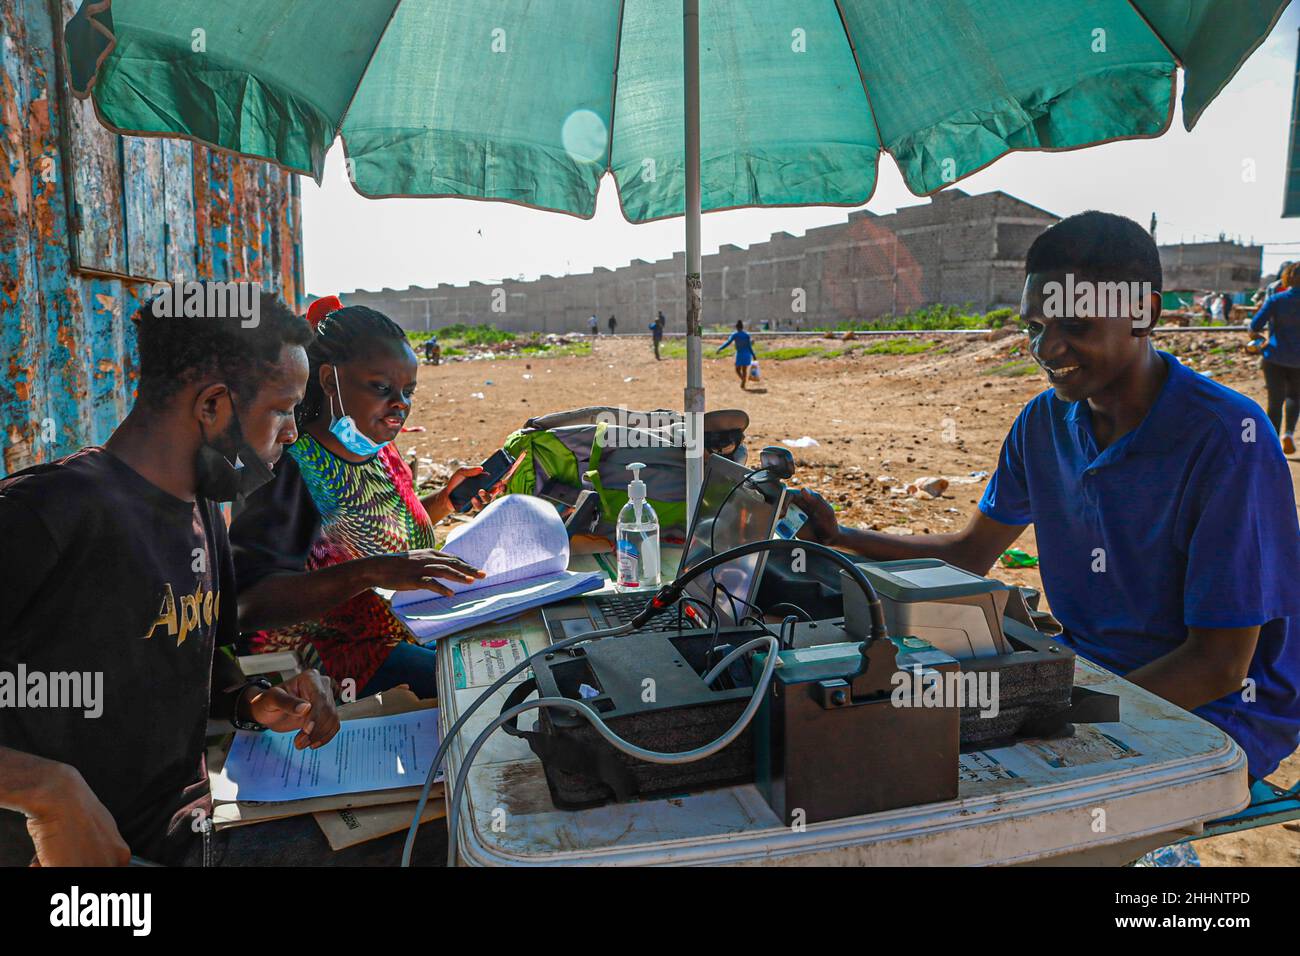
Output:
[616,462,661,590]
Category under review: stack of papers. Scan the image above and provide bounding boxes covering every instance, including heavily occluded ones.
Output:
[207,689,447,849]
[386,495,604,643]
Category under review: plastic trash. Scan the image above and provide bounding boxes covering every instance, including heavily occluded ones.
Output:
[999,548,1039,568]
[782,436,820,448]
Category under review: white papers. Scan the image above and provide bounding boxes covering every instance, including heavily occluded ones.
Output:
[392,568,603,643]
[211,711,442,803]
[438,494,571,593]
[386,495,603,642]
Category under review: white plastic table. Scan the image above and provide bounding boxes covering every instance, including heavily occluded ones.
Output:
[436,556,1248,866]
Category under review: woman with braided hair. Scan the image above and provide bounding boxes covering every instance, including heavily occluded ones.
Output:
[230,298,495,699]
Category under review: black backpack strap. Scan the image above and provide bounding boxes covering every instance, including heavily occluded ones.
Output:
[499,678,639,802]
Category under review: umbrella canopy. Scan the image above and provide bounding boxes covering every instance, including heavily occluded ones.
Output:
[64,0,1290,511]
[67,0,1286,219]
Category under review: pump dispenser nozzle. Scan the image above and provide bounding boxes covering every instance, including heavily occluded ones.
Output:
[627,462,647,502]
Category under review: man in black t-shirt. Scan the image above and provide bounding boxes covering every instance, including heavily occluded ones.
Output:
[0,290,339,866]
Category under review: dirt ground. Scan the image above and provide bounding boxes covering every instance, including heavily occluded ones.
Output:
[395,329,1300,866]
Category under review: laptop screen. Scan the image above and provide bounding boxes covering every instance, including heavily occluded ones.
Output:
[680,454,784,627]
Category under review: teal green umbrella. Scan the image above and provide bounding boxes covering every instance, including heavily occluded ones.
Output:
[66,0,1288,217]
[65,0,1290,504]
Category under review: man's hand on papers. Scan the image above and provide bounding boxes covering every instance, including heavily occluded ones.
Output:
[244,670,341,750]
[26,763,131,867]
[364,549,485,596]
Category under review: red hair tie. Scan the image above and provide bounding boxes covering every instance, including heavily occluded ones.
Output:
[306,295,343,329]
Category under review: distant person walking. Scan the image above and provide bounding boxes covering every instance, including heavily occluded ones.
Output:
[717,320,755,389]
[588,313,599,336]
[608,314,617,335]
[1263,261,1294,301]
[1249,268,1300,455]
[650,313,664,360]
[1210,292,1227,324]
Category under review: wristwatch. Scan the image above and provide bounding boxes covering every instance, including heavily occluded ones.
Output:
[228,678,273,732]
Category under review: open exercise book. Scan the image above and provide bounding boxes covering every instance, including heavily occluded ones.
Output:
[382,494,605,643]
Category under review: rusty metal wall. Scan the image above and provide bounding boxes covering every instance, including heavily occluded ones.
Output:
[0,0,304,476]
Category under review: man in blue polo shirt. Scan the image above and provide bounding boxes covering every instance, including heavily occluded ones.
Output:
[794,211,1300,783]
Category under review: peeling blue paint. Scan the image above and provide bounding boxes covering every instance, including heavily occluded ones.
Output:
[1,0,304,476]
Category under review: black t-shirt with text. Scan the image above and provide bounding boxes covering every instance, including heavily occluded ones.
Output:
[0,447,237,865]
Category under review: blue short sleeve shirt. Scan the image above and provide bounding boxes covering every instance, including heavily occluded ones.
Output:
[978,351,1300,777]
[1249,288,1300,368]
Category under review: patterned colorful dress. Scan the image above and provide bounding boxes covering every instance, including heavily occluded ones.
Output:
[242,433,436,691]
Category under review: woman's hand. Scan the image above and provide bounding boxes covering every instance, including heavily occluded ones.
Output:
[423,466,500,522]
[363,549,484,595]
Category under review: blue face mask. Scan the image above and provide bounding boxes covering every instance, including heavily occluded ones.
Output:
[329,366,389,457]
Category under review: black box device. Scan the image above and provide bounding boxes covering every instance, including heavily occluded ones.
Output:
[839,559,1079,747]
[754,636,960,825]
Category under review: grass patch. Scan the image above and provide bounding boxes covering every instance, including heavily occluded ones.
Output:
[663,341,829,361]
[859,337,934,356]
[755,345,823,361]
[408,324,515,348]
[519,340,592,358]
[988,359,1040,377]
[410,326,592,360]
[445,323,516,346]
[834,304,1012,332]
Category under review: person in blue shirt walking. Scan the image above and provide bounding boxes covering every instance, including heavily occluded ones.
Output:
[650,311,665,361]
[794,211,1300,785]
[717,320,756,389]
[1249,265,1300,455]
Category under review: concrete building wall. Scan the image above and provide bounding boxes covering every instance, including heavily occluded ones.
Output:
[333,190,1262,336]
[1159,241,1263,291]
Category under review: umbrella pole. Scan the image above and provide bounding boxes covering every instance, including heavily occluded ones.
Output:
[683,0,704,515]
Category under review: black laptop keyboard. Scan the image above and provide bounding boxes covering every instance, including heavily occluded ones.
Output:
[592,593,687,631]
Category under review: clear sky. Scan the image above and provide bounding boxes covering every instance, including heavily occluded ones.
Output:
[302,5,1300,297]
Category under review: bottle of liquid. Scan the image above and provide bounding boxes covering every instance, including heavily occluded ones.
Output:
[616,462,661,591]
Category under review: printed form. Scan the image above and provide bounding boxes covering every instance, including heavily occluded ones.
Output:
[213,711,442,803]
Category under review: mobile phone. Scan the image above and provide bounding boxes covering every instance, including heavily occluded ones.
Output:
[563,489,601,535]
[774,502,808,540]
[449,449,518,512]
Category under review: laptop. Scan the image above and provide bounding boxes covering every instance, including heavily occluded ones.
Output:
[541,454,786,642]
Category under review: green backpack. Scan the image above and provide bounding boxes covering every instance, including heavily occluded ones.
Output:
[502,406,749,539]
